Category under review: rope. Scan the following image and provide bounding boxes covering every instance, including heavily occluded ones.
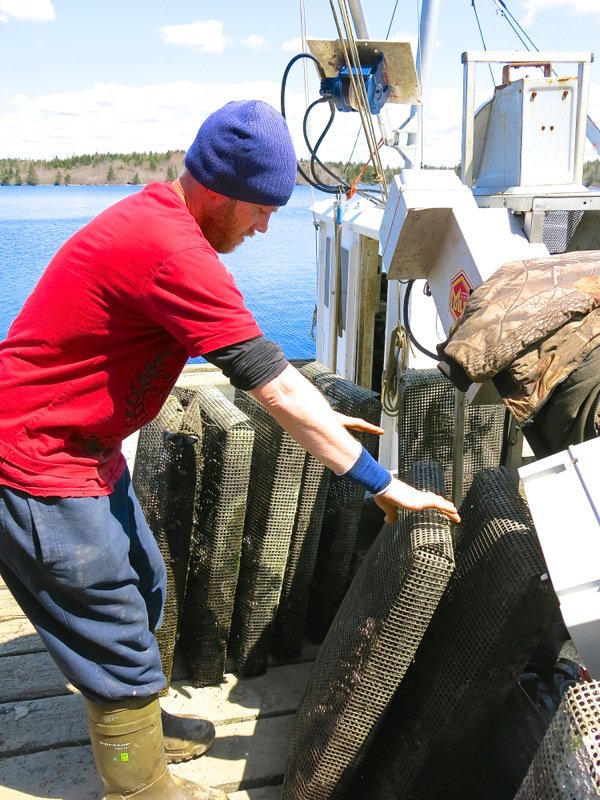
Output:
[347,139,384,199]
[382,324,412,416]
[329,0,389,201]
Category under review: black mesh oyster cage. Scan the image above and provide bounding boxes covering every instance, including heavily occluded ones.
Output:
[397,367,506,498]
[176,385,254,687]
[229,389,308,677]
[283,460,455,800]
[299,361,383,643]
[350,466,560,800]
[132,393,202,690]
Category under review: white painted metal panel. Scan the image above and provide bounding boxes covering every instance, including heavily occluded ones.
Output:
[477,77,579,190]
[312,197,383,382]
[520,437,600,677]
[382,174,549,335]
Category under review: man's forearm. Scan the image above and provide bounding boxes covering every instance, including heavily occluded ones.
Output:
[250,364,461,524]
[249,364,362,474]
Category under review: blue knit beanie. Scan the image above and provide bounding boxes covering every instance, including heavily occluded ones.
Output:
[185,100,297,207]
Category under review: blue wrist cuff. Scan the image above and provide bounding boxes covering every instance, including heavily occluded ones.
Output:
[341,446,392,495]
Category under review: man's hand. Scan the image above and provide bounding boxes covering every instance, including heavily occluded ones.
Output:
[373,476,461,525]
[334,411,384,436]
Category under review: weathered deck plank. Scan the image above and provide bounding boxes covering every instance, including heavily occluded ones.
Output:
[0,651,71,702]
[164,661,314,723]
[0,587,45,658]
[0,576,310,799]
[0,661,313,758]
[0,694,87,757]
[0,716,291,798]
[0,616,42,657]
[173,716,293,793]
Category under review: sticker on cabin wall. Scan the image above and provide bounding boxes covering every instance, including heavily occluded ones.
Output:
[449,270,473,320]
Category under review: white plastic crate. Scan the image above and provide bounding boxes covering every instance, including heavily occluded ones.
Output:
[520,437,600,678]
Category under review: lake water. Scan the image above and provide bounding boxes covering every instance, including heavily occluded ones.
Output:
[0,183,324,360]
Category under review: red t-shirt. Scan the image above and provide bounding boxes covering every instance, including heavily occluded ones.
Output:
[0,182,262,496]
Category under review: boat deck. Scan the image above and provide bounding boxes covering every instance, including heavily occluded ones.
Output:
[0,575,316,799]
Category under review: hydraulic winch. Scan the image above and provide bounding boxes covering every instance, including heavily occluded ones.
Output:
[319,52,390,114]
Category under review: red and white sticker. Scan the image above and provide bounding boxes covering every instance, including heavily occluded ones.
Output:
[449,270,473,320]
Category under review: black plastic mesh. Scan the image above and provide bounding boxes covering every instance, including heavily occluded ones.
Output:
[132,394,202,690]
[271,450,331,660]
[351,467,560,800]
[229,390,307,677]
[299,361,382,643]
[282,461,454,800]
[177,386,254,687]
[515,680,600,799]
[542,209,584,254]
[397,367,505,498]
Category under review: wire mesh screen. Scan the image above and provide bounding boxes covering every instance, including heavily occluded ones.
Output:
[542,210,584,254]
[350,467,560,800]
[229,390,307,677]
[132,394,201,690]
[397,368,505,498]
[515,680,600,799]
[299,361,383,643]
[282,461,454,800]
[176,386,254,687]
[270,449,331,660]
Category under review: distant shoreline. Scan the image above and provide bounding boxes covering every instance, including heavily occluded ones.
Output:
[6,152,598,187]
[0,183,149,188]
[0,152,186,187]
[0,152,411,187]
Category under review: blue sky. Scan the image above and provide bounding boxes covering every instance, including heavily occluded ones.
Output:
[1,0,599,168]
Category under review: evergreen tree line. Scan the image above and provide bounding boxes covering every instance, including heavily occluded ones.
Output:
[0,152,180,186]
[294,159,455,187]
[2,151,600,187]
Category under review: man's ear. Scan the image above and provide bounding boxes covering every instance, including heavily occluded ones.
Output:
[203,187,235,207]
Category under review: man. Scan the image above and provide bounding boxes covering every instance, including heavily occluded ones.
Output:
[0,100,459,799]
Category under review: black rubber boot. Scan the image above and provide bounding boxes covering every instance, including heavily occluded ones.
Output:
[86,696,228,799]
[161,707,216,763]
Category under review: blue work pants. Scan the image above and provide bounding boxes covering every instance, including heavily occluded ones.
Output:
[0,470,167,701]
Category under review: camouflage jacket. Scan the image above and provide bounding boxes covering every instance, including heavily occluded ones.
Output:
[437,250,600,422]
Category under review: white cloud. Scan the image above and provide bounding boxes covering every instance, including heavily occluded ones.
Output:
[522,0,600,26]
[0,0,54,23]
[1,80,295,159]
[419,86,464,168]
[240,34,268,52]
[4,70,599,168]
[282,37,304,53]
[161,20,230,53]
